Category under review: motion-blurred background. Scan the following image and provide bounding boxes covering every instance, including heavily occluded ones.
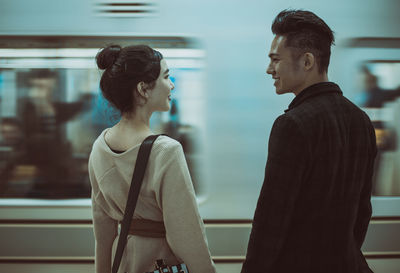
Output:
[0,0,399,272]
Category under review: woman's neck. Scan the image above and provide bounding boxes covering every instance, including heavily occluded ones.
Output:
[104,107,154,151]
[117,107,152,134]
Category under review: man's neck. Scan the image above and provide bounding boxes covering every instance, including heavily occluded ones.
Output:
[294,73,329,96]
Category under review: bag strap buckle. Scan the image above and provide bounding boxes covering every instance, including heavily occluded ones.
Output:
[154,259,186,273]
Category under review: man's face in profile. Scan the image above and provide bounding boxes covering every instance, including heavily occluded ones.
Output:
[266,35,306,96]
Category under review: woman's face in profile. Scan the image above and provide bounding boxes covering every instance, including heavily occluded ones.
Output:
[147,59,175,112]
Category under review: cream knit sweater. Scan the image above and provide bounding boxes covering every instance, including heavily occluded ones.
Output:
[89,130,216,273]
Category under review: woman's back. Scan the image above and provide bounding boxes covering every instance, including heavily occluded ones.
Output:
[89,130,216,273]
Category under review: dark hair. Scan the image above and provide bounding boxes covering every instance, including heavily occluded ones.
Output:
[96,44,163,114]
[271,9,335,73]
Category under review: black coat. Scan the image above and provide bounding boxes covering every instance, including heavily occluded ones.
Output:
[242,82,377,273]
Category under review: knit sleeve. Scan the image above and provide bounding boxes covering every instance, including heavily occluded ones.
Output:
[89,158,118,273]
[157,142,216,273]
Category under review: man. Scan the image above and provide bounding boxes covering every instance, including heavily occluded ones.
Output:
[241,9,376,273]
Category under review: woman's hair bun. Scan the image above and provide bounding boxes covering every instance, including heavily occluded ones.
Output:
[96,45,122,70]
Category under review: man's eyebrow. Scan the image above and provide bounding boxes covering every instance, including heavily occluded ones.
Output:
[268,53,279,58]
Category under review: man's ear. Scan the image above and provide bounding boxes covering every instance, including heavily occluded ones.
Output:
[303,52,315,71]
[136,81,149,98]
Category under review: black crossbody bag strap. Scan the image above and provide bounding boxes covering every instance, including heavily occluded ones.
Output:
[112,134,162,273]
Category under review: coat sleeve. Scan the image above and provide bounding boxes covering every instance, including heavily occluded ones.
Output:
[241,115,309,273]
[89,158,118,273]
[156,143,216,273]
[353,125,377,249]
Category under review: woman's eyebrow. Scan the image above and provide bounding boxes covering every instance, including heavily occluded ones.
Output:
[164,69,170,75]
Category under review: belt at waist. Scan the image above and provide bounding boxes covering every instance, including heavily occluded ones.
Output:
[125,219,166,238]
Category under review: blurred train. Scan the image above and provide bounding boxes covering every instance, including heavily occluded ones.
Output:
[0,0,400,272]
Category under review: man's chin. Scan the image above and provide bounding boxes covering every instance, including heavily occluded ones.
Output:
[275,88,291,95]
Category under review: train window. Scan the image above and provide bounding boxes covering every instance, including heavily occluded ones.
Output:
[0,44,206,199]
[356,61,400,196]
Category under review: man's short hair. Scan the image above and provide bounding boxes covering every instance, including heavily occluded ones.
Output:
[272,9,335,73]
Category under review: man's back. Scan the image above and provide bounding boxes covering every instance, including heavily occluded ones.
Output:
[242,82,376,273]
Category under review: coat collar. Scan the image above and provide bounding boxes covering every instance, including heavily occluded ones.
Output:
[285,82,343,113]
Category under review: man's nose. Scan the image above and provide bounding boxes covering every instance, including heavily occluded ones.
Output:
[266,64,274,75]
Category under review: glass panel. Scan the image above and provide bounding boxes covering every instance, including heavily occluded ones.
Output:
[356,61,400,196]
[0,48,205,199]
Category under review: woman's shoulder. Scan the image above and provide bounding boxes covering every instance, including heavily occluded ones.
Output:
[148,135,184,168]
[153,135,182,152]
[91,129,109,150]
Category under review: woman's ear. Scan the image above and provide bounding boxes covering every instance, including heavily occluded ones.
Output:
[136,81,149,98]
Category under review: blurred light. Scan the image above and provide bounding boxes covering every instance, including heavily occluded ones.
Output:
[0,48,206,69]
[0,48,205,58]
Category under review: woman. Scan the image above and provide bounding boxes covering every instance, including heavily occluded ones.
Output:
[89,45,216,273]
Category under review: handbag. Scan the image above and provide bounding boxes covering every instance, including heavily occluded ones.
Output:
[111,134,189,273]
